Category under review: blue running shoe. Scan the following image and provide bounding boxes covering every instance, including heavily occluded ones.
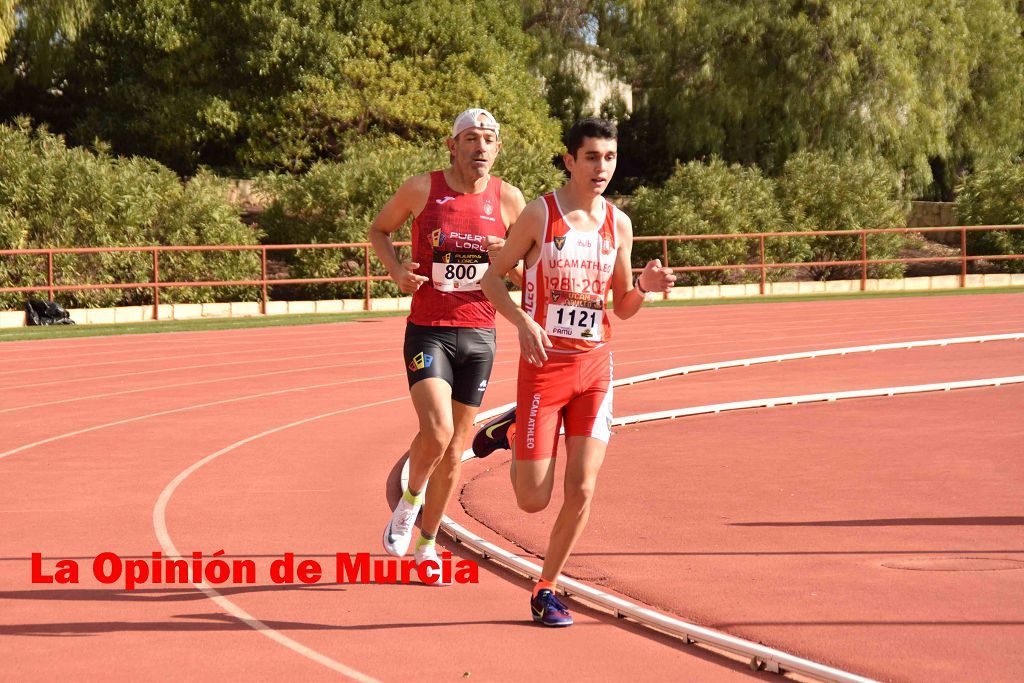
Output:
[530,589,573,627]
[471,407,516,459]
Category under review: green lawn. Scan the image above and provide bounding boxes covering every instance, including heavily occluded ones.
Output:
[1,286,1022,343]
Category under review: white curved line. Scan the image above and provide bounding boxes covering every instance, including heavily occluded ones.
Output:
[427,334,1024,681]
[153,399,407,683]
[611,333,1024,387]
[0,373,401,462]
[613,376,1024,426]
[0,360,401,414]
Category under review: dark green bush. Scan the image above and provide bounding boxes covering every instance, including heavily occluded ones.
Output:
[777,151,908,280]
[257,136,562,298]
[956,159,1024,273]
[630,158,802,285]
[0,120,261,310]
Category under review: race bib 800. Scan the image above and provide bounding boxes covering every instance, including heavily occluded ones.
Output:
[432,250,488,292]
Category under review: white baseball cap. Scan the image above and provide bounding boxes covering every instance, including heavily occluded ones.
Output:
[451,108,500,139]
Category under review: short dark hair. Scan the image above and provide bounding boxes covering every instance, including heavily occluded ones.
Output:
[565,118,617,158]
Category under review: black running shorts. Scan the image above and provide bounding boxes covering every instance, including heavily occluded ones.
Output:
[403,323,497,407]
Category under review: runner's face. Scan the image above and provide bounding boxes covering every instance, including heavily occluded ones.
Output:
[449,128,501,178]
[565,137,617,195]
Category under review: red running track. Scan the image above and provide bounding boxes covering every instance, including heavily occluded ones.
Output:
[2,292,1023,681]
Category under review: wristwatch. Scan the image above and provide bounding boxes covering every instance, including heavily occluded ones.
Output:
[634,276,650,296]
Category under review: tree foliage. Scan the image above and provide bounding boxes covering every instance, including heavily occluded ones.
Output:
[57,0,561,175]
[777,150,907,279]
[258,136,562,298]
[602,0,1024,192]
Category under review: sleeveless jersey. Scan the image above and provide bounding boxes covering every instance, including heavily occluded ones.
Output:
[408,171,506,327]
[521,192,618,353]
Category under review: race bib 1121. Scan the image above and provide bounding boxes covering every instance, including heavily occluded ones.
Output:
[544,291,604,341]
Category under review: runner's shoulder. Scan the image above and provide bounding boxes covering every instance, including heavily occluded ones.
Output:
[497,178,525,204]
[399,172,434,197]
[394,172,435,215]
[517,195,550,225]
[610,202,632,235]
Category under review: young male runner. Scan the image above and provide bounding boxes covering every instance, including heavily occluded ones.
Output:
[369,109,525,584]
[474,118,674,624]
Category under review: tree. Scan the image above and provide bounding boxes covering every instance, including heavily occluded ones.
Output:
[601,0,1021,191]
[59,0,562,175]
[0,0,95,123]
[935,0,1024,198]
[0,119,260,308]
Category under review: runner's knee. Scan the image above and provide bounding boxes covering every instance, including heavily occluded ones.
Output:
[515,489,551,513]
[563,482,596,510]
[419,423,455,456]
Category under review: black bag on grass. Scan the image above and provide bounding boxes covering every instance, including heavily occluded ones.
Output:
[25,299,75,326]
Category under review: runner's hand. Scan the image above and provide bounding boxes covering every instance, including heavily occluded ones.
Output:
[517,316,552,367]
[393,262,429,294]
[485,236,505,261]
[638,259,675,294]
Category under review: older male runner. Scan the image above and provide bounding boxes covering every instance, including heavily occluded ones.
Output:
[474,118,675,623]
[369,109,525,584]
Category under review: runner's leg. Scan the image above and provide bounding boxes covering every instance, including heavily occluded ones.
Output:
[540,435,607,581]
[419,398,478,537]
[407,378,456,494]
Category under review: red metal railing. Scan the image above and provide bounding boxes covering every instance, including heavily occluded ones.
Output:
[632,225,1024,298]
[1,226,1022,319]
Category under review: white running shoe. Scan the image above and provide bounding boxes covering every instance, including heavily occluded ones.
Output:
[382,497,421,557]
[414,543,451,586]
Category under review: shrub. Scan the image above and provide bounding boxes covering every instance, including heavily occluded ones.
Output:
[630,158,800,285]
[956,159,1024,273]
[0,120,261,310]
[777,151,908,280]
[257,135,562,298]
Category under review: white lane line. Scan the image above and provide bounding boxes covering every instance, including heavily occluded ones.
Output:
[153,398,407,683]
[612,333,1024,387]
[433,334,1024,682]
[0,360,401,414]
[614,376,1024,425]
[0,373,401,462]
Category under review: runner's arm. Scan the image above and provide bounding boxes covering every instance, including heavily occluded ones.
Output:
[369,174,430,294]
[610,212,675,319]
[497,183,528,288]
[481,199,552,366]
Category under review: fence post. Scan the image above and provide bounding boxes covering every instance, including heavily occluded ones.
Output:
[662,239,670,300]
[960,228,967,288]
[759,235,766,295]
[364,246,372,311]
[47,251,54,301]
[261,247,268,315]
[152,248,160,320]
[860,232,868,291]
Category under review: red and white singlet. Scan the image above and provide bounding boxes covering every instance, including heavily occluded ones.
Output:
[521,192,618,352]
[408,171,506,327]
